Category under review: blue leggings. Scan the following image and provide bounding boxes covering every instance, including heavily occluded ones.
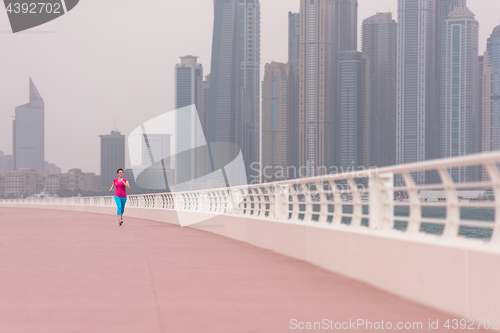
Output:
[115,196,127,216]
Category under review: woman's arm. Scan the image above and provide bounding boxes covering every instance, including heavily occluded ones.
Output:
[109,182,115,193]
[124,180,131,190]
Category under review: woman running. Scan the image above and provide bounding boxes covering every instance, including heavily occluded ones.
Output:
[109,168,130,226]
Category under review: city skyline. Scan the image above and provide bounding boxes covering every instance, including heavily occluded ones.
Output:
[0,0,499,174]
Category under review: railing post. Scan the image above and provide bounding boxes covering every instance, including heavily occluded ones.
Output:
[369,173,394,230]
[332,181,342,225]
[348,178,363,227]
[438,168,460,238]
[486,162,500,245]
[403,172,422,234]
[274,184,288,220]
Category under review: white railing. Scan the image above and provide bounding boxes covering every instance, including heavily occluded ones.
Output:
[2,152,500,245]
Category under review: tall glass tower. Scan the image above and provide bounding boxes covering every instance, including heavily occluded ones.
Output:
[482,25,500,180]
[396,0,438,184]
[208,0,241,147]
[209,0,261,183]
[13,78,44,172]
[239,0,261,182]
[100,131,125,189]
[175,55,204,187]
[338,51,370,170]
[362,12,397,169]
[440,7,478,182]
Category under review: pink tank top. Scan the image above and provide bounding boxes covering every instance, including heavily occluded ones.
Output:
[114,178,128,197]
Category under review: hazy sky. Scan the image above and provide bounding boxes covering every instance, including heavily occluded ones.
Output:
[1,0,499,174]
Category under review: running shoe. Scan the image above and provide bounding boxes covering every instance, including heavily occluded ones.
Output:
[119,219,123,226]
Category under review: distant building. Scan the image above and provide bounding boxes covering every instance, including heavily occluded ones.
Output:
[288,12,300,170]
[0,152,14,174]
[440,7,479,182]
[482,25,500,180]
[471,55,485,181]
[100,131,125,189]
[362,12,397,168]
[44,161,61,174]
[338,51,370,170]
[288,12,300,66]
[13,78,44,172]
[0,174,5,197]
[129,164,175,193]
[45,174,60,194]
[209,0,241,155]
[49,169,101,194]
[436,0,466,114]
[67,169,86,191]
[141,134,171,166]
[298,0,336,177]
[297,0,358,177]
[175,56,204,187]
[397,0,439,184]
[201,74,211,136]
[4,168,46,198]
[261,62,296,182]
[239,0,261,182]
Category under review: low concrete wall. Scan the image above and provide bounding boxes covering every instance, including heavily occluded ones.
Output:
[3,203,500,323]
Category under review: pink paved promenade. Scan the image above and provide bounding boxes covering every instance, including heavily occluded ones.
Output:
[0,207,479,332]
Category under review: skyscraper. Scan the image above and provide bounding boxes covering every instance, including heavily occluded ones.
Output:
[397,0,438,184]
[482,25,500,180]
[201,74,211,136]
[338,51,370,170]
[335,0,358,54]
[261,62,296,182]
[440,7,478,182]
[288,12,300,65]
[13,78,44,171]
[175,56,204,186]
[298,0,336,177]
[288,12,301,171]
[100,131,125,189]
[297,0,357,177]
[208,0,241,160]
[362,12,397,168]
[141,134,171,166]
[239,0,261,181]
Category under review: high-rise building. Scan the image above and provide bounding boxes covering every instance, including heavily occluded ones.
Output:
[208,0,241,156]
[239,0,261,181]
[288,12,300,66]
[0,152,13,174]
[472,55,484,181]
[440,7,478,183]
[335,0,358,54]
[44,161,61,174]
[338,51,370,170]
[397,0,438,184]
[297,0,357,177]
[261,62,297,182]
[175,56,204,186]
[298,0,336,177]
[99,131,125,189]
[362,12,397,169]
[201,74,211,136]
[288,12,301,171]
[436,0,466,81]
[482,25,500,180]
[141,134,171,166]
[13,78,44,172]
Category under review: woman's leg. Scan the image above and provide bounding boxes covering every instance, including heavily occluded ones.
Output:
[114,196,122,221]
[120,197,127,216]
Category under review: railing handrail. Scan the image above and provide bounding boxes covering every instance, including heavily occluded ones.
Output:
[2,151,500,246]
